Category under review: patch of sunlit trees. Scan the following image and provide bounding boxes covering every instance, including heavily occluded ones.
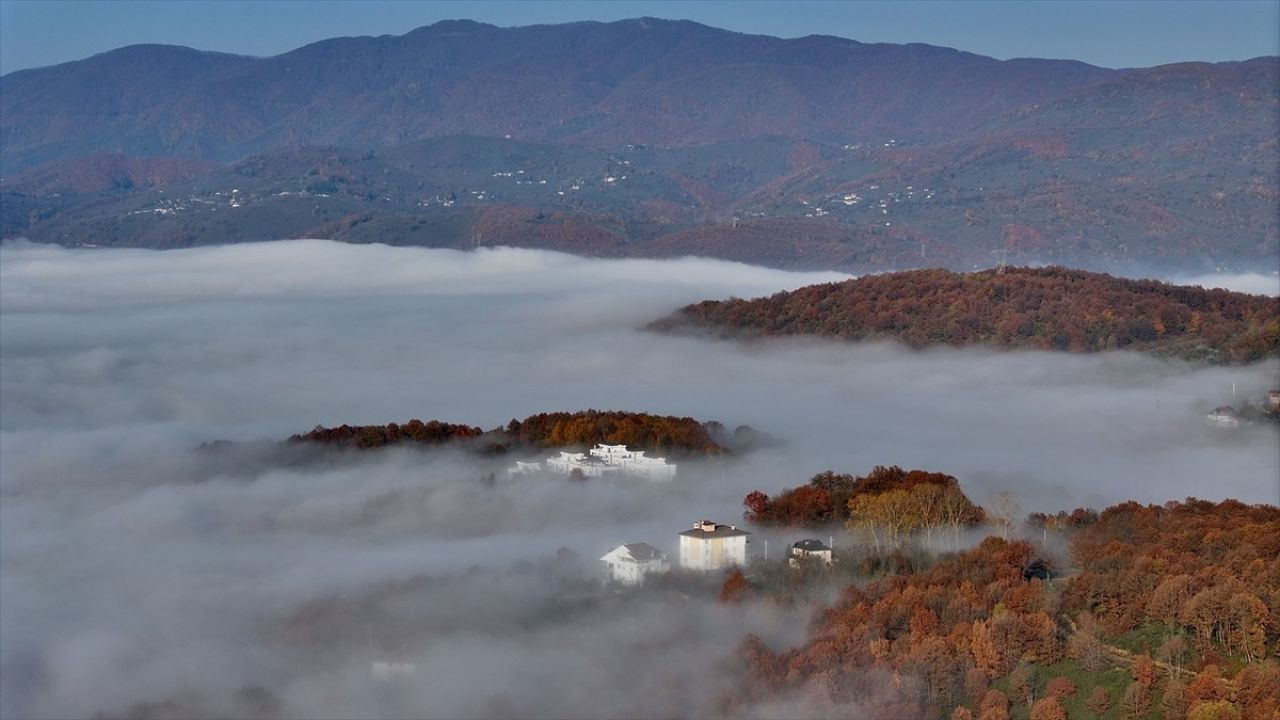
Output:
[743,466,985,548]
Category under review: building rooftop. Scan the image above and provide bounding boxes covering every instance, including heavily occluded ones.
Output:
[679,520,751,539]
[792,539,830,552]
[622,543,665,562]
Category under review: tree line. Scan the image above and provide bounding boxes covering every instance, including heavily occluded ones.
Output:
[288,409,731,456]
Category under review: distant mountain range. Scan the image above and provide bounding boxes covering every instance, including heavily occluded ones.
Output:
[2,18,1277,274]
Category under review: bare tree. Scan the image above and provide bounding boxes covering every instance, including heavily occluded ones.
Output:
[912,483,945,548]
[987,490,1021,540]
[939,485,978,548]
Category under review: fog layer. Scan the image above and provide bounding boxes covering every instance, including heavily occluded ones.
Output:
[1,240,1276,718]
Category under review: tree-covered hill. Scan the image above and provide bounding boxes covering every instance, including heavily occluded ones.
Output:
[288,409,736,456]
[651,267,1280,363]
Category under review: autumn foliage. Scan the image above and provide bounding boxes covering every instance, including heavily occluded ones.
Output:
[290,409,729,455]
[289,418,484,448]
[729,497,1279,719]
[655,266,1280,363]
[1062,498,1280,661]
[743,466,983,539]
[506,410,727,454]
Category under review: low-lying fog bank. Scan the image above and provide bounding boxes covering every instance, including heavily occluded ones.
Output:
[2,240,1277,718]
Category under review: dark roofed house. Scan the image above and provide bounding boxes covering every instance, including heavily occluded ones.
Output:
[789,539,833,567]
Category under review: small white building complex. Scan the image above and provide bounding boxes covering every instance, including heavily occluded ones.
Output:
[509,444,677,481]
[600,543,670,585]
[1206,406,1241,428]
[789,539,833,568]
[545,451,615,477]
[679,520,751,571]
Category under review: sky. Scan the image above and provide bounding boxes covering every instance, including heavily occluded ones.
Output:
[2,240,1277,716]
[2,0,1278,74]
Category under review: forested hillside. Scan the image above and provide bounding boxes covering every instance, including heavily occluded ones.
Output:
[729,497,1280,719]
[653,267,1280,363]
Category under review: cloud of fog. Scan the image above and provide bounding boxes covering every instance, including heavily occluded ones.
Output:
[1166,271,1280,297]
[2,240,1277,718]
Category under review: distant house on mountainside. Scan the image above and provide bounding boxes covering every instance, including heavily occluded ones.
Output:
[679,520,750,571]
[600,543,669,585]
[508,444,677,480]
[1206,405,1241,428]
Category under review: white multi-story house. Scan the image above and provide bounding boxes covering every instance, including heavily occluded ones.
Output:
[678,520,750,571]
[789,539,833,568]
[600,543,670,585]
[511,444,677,481]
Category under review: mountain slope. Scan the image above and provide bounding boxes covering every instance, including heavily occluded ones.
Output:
[0,18,1115,168]
[1,20,1275,274]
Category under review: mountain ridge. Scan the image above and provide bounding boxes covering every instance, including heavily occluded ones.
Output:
[2,18,1275,274]
[1,18,1125,166]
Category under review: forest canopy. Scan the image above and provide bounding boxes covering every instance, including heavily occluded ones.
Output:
[743,466,984,532]
[732,497,1280,720]
[288,409,732,455]
[651,266,1280,363]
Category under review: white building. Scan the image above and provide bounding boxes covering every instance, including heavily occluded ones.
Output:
[789,539,833,568]
[589,444,678,481]
[512,444,677,481]
[600,543,670,585]
[507,461,544,477]
[1206,406,1241,428]
[678,520,751,571]
[545,451,618,478]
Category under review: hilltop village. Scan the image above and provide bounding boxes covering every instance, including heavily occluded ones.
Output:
[508,444,832,585]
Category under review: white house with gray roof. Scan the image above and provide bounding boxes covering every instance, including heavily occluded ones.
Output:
[600,543,670,585]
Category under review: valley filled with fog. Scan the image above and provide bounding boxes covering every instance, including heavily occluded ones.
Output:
[1,240,1277,718]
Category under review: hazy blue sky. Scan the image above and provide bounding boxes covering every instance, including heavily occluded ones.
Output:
[2,0,1277,74]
